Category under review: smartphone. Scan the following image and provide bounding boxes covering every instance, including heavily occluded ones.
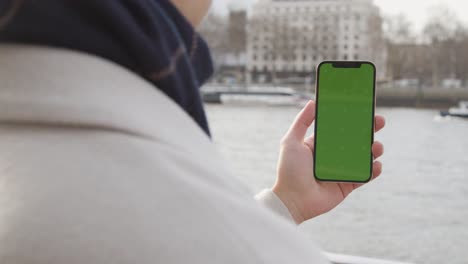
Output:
[314,61,376,183]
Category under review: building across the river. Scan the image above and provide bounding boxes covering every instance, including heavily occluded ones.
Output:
[246,0,387,84]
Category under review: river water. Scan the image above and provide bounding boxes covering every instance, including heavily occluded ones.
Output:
[206,105,468,264]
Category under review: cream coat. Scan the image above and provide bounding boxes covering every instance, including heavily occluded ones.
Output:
[0,45,328,264]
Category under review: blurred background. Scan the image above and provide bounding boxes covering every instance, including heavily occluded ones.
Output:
[200,0,468,263]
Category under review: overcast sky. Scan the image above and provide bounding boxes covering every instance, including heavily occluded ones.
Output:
[211,0,468,32]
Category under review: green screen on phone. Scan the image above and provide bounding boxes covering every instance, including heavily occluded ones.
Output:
[314,61,376,183]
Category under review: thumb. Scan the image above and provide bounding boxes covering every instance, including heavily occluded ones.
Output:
[284,100,316,142]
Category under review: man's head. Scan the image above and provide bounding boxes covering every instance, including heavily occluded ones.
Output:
[170,0,212,27]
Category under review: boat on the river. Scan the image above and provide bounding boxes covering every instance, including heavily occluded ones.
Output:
[440,101,468,118]
[202,85,312,107]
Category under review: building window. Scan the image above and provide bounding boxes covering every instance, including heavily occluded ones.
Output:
[253,55,257,61]
[303,55,307,61]
[343,55,348,60]
[264,55,269,60]
[354,44,359,49]
[344,45,348,49]
[354,54,359,60]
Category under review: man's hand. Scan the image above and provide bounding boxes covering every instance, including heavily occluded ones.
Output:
[273,101,386,224]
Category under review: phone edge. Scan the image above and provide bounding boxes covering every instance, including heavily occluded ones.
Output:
[313,61,377,184]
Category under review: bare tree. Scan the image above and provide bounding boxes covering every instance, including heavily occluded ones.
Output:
[454,26,468,85]
[383,13,415,44]
[368,5,468,88]
[198,13,229,67]
[423,6,461,88]
[383,14,415,81]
